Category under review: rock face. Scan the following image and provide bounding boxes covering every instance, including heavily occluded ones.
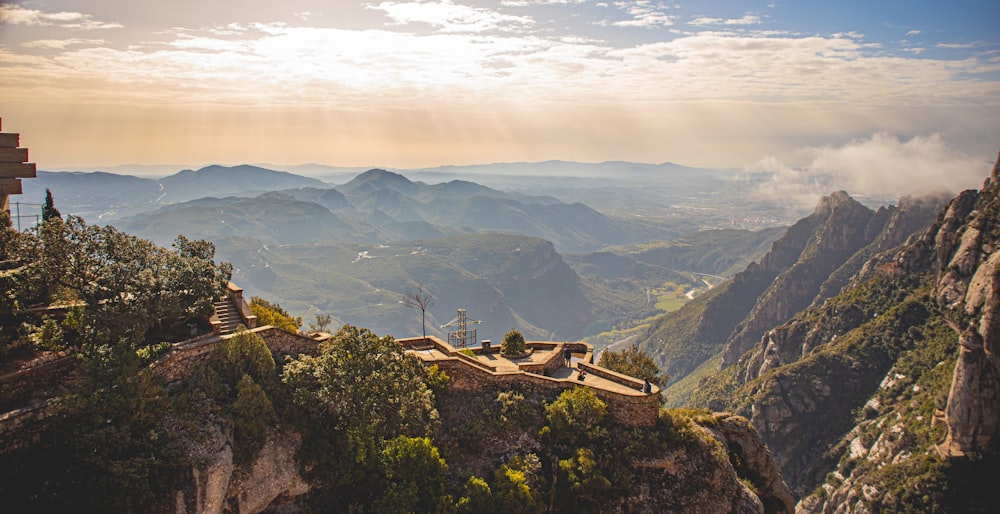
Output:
[721,192,879,366]
[937,153,1000,457]
[708,414,797,514]
[175,428,310,514]
[687,152,1000,511]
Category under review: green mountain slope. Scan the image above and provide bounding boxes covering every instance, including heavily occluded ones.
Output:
[682,154,1000,511]
[218,233,590,344]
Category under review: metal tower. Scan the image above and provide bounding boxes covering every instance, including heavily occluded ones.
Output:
[441,308,482,348]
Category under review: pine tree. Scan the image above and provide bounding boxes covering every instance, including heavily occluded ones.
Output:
[41,189,61,222]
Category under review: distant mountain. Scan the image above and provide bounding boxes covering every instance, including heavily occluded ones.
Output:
[120,193,382,246]
[602,227,787,278]
[216,233,591,343]
[638,191,947,394]
[22,164,329,223]
[119,168,678,253]
[677,157,1000,511]
[158,165,327,203]
[19,171,159,221]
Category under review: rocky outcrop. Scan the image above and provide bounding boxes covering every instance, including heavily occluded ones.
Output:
[721,192,877,366]
[708,414,797,514]
[687,152,1000,511]
[175,428,310,514]
[623,413,793,513]
[937,152,1000,457]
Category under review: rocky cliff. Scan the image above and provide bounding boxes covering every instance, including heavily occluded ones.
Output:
[688,153,1000,512]
[721,192,879,366]
[173,428,309,514]
[641,190,942,394]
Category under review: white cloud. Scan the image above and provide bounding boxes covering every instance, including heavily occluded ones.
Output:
[608,1,674,28]
[22,38,108,49]
[369,1,534,33]
[750,133,988,209]
[690,14,761,26]
[0,5,122,30]
[906,29,921,36]
[936,42,977,49]
[501,0,587,5]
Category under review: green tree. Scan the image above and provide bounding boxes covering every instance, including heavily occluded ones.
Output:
[493,454,545,514]
[282,325,438,491]
[220,328,276,388]
[41,188,61,222]
[556,448,612,512]
[0,209,21,260]
[544,387,608,448]
[501,329,526,357]
[250,296,301,333]
[309,313,333,332]
[597,344,668,386]
[232,374,276,464]
[457,476,495,514]
[375,436,453,514]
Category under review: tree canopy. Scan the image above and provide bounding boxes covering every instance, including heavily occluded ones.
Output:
[597,344,668,386]
[249,296,301,333]
[502,328,526,357]
[282,325,438,493]
[3,215,231,368]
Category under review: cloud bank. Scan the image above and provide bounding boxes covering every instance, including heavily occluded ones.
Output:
[751,133,990,210]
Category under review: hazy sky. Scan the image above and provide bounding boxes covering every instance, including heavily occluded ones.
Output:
[1,0,998,185]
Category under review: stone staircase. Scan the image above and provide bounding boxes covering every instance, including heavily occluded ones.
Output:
[212,298,244,335]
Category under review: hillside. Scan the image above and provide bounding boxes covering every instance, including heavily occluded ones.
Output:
[21,165,327,222]
[638,191,947,395]
[0,212,792,513]
[214,233,590,344]
[675,154,1000,511]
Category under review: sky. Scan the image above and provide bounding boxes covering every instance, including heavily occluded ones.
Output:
[0,0,998,195]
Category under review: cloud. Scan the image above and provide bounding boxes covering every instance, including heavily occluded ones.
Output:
[501,0,587,5]
[935,42,977,49]
[690,14,762,26]
[750,133,988,210]
[22,38,108,49]
[906,29,921,36]
[0,4,122,30]
[369,1,534,33]
[607,1,674,28]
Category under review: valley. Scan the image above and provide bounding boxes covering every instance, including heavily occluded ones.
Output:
[5,154,999,513]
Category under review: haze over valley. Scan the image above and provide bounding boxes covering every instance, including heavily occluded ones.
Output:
[1,0,998,512]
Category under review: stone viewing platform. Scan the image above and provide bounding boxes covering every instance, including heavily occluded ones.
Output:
[397,336,662,427]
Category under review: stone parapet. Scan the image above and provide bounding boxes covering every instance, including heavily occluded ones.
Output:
[398,336,660,427]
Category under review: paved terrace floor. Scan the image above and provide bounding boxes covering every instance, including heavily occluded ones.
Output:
[406,340,652,397]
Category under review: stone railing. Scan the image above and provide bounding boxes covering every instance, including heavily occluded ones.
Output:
[398,336,660,427]
[226,282,257,329]
[0,349,77,412]
[577,361,658,394]
[151,326,322,384]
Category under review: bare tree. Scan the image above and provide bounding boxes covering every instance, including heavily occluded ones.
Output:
[309,313,333,333]
[401,283,435,339]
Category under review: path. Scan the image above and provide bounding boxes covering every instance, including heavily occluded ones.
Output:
[595,334,638,362]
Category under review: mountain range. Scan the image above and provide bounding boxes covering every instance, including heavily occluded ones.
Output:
[632,154,1000,511]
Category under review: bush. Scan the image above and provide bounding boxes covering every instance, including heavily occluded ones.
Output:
[501,329,526,357]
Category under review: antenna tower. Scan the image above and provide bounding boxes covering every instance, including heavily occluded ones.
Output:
[441,308,482,348]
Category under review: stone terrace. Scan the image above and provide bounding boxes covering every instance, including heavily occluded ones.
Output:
[398,336,661,427]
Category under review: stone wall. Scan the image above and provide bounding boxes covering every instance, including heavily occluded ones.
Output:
[151,327,322,384]
[402,336,660,427]
[0,349,76,411]
[0,399,60,453]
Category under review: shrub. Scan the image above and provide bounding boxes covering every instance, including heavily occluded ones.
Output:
[501,329,526,357]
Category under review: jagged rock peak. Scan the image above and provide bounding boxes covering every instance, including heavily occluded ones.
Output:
[813,190,855,216]
[986,150,1000,188]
